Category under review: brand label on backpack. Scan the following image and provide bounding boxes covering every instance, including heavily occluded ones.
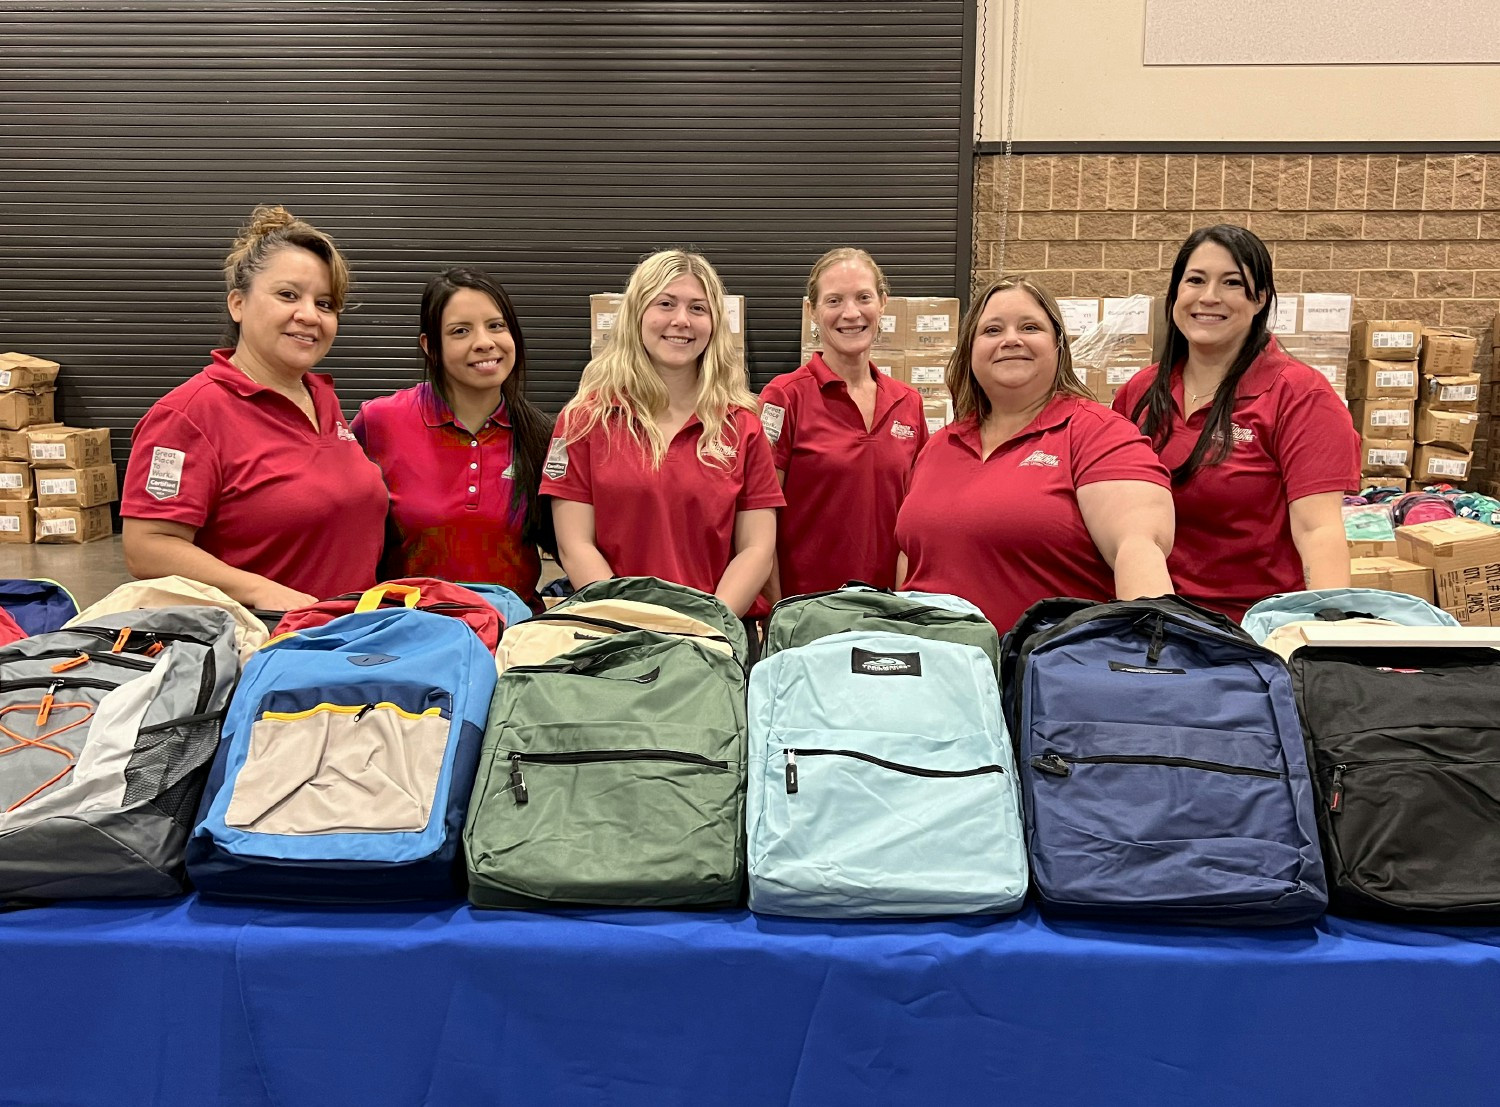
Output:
[1108,660,1186,675]
[850,646,922,676]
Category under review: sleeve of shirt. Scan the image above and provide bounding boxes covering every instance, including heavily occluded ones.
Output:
[537,409,595,505]
[735,409,788,511]
[350,402,371,450]
[119,401,221,528]
[1071,405,1173,490]
[757,378,795,471]
[912,392,931,457]
[1273,375,1363,502]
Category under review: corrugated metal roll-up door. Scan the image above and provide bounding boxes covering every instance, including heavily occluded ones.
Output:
[0,2,971,472]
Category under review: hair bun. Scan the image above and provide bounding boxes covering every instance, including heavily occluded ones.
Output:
[235,204,298,248]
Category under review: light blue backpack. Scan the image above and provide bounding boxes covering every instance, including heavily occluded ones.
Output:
[746,631,1026,917]
[1241,588,1459,643]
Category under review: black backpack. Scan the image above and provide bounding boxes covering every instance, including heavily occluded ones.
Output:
[1289,640,1500,921]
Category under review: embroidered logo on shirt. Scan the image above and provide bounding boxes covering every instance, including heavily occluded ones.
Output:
[335,420,357,443]
[760,403,786,444]
[1231,423,1255,445]
[890,421,916,440]
[145,446,185,501]
[543,437,569,480]
[501,462,516,480]
[1019,450,1060,468]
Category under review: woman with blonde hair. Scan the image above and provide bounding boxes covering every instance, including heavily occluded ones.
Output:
[541,249,784,615]
[896,275,1175,633]
[121,204,387,609]
[758,248,927,601]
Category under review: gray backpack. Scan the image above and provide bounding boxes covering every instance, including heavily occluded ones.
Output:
[0,607,239,901]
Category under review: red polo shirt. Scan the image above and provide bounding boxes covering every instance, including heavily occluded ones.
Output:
[351,383,543,603]
[540,405,785,596]
[1112,338,1360,621]
[760,354,928,595]
[122,349,387,599]
[896,394,1171,634]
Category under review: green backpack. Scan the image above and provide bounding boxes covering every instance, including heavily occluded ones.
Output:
[765,585,1001,672]
[464,628,747,909]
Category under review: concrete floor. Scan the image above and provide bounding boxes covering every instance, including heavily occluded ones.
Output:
[2,535,564,609]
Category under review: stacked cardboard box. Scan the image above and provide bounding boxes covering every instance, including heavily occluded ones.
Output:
[1349,320,1421,484]
[1273,293,1355,399]
[1396,517,1500,626]
[799,295,960,435]
[588,293,747,363]
[1349,556,1434,602]
[0,353,60,433]
[1068,296,1155,404]
[1412,326,1480,487]
[26,425,115,543]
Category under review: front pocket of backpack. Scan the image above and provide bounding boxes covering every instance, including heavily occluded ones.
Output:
[1325,759,1500,910]
[225,699,450,835]
[1027,720,1304,904]
[756,746,1020,908]
[469,748,741,905]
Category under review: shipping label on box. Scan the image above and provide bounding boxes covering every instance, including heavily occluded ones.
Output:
[1351,320,1421,360]
[34,504,112,544]
[1421,373,1481,412]
[1419,328,1478,378]
[1299,294,1354,334]
[870,351,908,383]
[1101,297,1157,352]
[902,297,960,350]
[1349,556,1434,603]
[1415,408,1479,451]
[0,497,36,543]
[35,463,118,508]
[1362,438,1414,477]
[905,356,948,387]
[1413,445,1472,483]
[0,461,32,501]
[1346,359,1419,400]
[589,294,622,340]
[0,388,56,432]
[1349,399,1414,440]
[26,426,111,469]
[1058,297,1102,337]
[1270,295,1299,336]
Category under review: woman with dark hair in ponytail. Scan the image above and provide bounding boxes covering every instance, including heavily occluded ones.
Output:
[352,267,554,609]
[1113,225,1359,621]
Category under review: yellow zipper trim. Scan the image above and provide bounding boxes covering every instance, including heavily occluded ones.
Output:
[261,702,444,722]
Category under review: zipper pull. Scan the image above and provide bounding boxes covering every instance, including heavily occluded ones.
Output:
[1146,616,1166,666]
[1328,764,1346,814]
[37,679,62,726]
[144,640,165,657]
[509,753,529,805]
[111,627,132,654]
[354,703,376,722]
[1030,752,1072,777]
[51,653,90,673]
[784,749,799,794]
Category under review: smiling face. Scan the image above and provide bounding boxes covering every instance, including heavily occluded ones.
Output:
[813,259,885,362]
[640,274,713,375]
[226,245,337,378]
[969,287,1060,407]
[1172,241,1265,356]
[424,286,516,403]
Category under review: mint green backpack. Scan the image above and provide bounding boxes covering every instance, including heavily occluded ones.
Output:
[765,585,1000,672]
[465,625,747,909]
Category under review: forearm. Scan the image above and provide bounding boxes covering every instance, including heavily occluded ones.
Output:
[555,540,614,590]
[1111,533,1175,600]
[760,555,783,608]
[1297,523,1352,590]
[715,545,774,616]
[123,527,292,608]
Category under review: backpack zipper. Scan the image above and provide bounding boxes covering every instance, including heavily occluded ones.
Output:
[505,748,731,805]
[1029,751,1280,779]
[524,610,730,646]
[3,648,157,672]
[782,747,1006,795]
[503,661,661,683]
[67,625,218,714]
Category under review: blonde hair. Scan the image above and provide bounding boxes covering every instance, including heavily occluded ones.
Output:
[561,250,754,469]
[946,275,1092,423]
[805,247,890,304]
[223,205,350,342]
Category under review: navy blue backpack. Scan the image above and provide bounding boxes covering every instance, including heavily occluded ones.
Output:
[0,579,78,636]
[1002,596,1327,925]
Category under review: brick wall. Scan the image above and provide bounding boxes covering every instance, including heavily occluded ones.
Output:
[972,153,1500,382]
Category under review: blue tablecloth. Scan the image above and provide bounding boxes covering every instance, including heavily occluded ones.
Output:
[2,896,1497,1106]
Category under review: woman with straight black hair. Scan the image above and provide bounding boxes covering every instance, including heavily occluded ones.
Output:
[353,266,554,607]
[1113,224,1359,621]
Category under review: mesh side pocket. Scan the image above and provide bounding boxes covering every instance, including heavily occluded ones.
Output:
[123,716,223,826]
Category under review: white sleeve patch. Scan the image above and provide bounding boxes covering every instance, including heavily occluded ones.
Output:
[760,404,786,444]
[145,446,186,500]
[543,437,569,480]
